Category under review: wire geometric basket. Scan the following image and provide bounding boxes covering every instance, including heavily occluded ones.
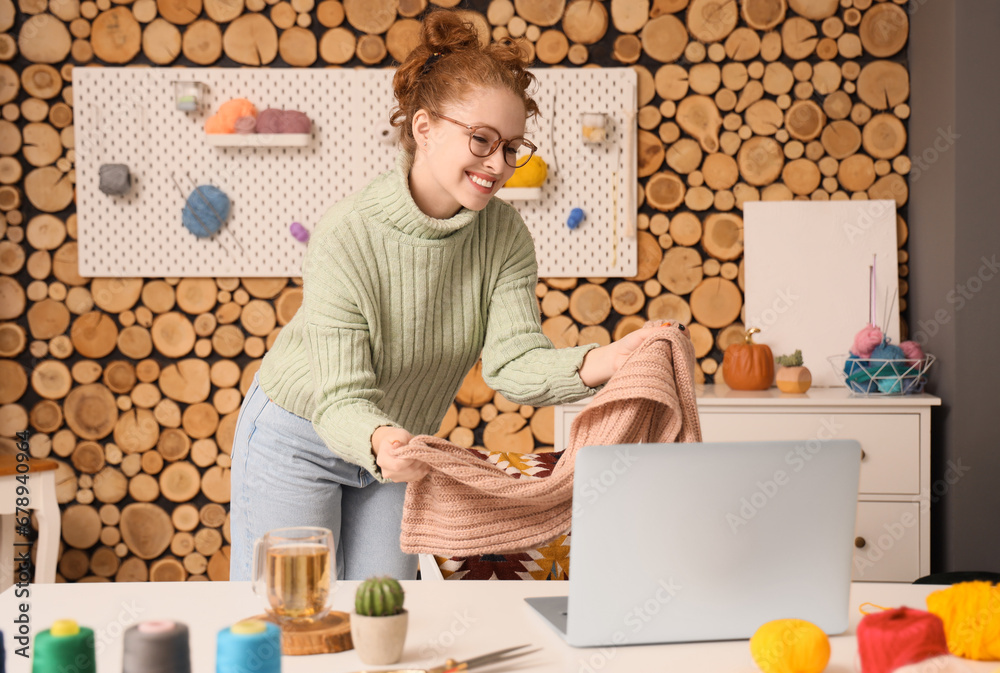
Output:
[827,354,936,396]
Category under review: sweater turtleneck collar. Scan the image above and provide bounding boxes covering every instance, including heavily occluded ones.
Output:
[376,151,477,240]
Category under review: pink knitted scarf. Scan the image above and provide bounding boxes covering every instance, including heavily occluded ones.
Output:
[397,324,702,557]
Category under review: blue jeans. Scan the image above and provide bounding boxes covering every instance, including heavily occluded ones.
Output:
[229,374,418,581]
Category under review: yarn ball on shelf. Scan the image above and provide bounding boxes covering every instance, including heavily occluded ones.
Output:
[279,110,311,134]
[255,108,283,134]
[205,98,257,134]
[900,340,926,363]
[182,185,230,238]
[852,324,884,358]
[234,115,257,134]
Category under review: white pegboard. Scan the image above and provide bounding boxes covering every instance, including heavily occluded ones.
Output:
[74,67,636,278]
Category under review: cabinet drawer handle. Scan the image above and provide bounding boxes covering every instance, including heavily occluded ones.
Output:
[855,537,867,548]
[861,449,866,460]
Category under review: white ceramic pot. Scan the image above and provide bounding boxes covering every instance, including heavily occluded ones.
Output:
[350,610,409,665]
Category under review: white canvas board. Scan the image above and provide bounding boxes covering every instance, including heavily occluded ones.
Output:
[743,200,900,388]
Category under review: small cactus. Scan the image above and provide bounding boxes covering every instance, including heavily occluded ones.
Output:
[776,349,804,367]
[355,576,405,617]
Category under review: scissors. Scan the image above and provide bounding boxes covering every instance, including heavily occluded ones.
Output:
[351,644,539,673]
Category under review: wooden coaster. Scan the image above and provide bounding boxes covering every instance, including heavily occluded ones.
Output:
[253,611,353,656]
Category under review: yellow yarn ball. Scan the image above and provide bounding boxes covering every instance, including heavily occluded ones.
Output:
[750,619,831,673]
[926,581,1000,661]
[504,156,548,188]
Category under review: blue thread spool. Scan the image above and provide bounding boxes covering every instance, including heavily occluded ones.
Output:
[32,620,96,673]
[216,620,281,673]
[567,208,585,230]
[123,621,191,673]
[182,185,230,238]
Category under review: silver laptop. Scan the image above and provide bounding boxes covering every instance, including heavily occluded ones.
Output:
[526,440,861,647]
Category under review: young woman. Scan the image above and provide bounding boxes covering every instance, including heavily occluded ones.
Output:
[230,10,665,581]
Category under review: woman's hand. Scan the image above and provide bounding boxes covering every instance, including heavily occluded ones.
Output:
[579,321,684,387]
[371,426,429,483]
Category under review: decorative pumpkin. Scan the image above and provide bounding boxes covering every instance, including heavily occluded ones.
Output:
[775,350,812,394]
[722,327,774,390]
[750,618,830,673]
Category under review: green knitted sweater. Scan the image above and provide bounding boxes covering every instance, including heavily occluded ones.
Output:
[258,153,598,481]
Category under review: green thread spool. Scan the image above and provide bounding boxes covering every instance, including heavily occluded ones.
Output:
[32,619,96,673]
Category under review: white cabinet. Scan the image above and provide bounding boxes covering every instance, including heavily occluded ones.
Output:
[554,385,940,582]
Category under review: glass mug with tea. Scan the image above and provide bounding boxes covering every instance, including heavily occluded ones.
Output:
[252,526,335,624]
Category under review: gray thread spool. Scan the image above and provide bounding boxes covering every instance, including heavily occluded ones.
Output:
[122,621,191,673]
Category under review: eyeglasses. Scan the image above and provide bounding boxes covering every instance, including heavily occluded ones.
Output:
[432,112,537,169]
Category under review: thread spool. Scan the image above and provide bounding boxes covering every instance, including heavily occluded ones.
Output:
[32,619,96,673]
[123,620,191,673]
[857,607,950,673]
[217,619,281,673]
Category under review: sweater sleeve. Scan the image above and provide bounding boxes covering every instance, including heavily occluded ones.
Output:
[480,214,599,406]
[302,215,396,481]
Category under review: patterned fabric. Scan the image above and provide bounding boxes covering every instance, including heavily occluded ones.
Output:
[436,448,570,580]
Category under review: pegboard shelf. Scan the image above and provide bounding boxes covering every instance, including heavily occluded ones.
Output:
[206,133,312,147]
[74,67,636,278]
[496,187,542,200]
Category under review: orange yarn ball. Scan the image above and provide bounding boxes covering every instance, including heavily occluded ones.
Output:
[205,98,257,134]
[926,581,1000,661]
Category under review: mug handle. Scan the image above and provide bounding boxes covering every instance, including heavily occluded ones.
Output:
[251,536,267,601]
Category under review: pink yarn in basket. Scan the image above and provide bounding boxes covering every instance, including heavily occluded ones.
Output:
[852,325,884,358]
[900,340,925,363]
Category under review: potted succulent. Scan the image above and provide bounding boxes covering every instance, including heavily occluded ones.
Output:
[775,350,813,394]
[350,576,408,665]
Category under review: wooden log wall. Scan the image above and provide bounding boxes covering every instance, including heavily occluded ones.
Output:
[0,0,910,582]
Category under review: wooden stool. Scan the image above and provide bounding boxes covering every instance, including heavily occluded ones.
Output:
[0,455,60,590]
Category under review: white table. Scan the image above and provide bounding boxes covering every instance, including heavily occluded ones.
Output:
[1,581,994,672]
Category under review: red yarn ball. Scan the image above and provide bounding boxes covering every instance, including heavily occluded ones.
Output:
[857,607,950,673]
